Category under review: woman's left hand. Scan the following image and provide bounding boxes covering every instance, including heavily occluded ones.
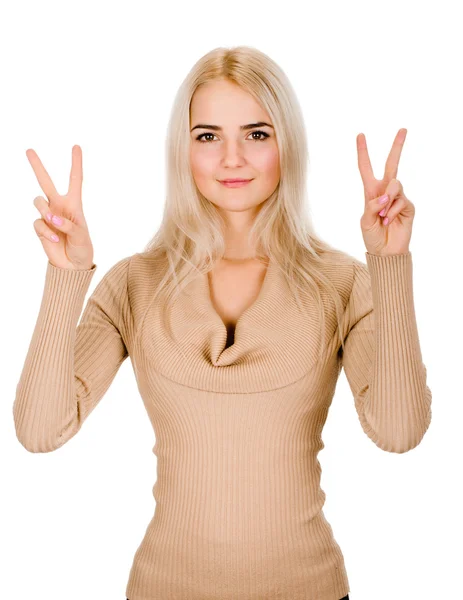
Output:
[357,128,415,256]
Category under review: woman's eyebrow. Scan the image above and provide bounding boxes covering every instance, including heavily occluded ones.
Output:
[190,121,274,132]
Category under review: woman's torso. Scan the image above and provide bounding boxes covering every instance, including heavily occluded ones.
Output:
[207,257,270,349]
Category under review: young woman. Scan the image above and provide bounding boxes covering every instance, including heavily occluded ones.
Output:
[14,45,431,600]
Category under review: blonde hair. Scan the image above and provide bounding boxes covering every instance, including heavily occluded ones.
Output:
[140,45,353,359]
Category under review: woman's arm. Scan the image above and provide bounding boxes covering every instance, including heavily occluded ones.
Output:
[13,255,132,453]
[341,251,432,453]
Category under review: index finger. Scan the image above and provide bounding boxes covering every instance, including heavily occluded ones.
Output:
[25,148,60,201]
[68,145,83,197]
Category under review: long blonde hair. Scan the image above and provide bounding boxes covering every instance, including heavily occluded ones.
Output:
[140,45,354,359]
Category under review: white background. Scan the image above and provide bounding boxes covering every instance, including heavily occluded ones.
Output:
[1,0,461,599]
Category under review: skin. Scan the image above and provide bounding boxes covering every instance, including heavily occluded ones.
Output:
[189,78,280,261]
[189,79,414,261]
[357,128,415,256]
[26,82,412,275]
[27,145,94,271]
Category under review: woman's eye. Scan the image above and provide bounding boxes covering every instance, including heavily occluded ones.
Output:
[195,130,270,143]
[196,133,216,143]
[249,131,269,141]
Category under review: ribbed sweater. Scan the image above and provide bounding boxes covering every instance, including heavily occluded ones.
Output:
[13,250,432,600]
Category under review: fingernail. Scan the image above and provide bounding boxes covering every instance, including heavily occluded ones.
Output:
[46,212,52,221]
[383,217,389,225]
[379,208,386,216]
[379,194,389,204]
[52,215,63,226]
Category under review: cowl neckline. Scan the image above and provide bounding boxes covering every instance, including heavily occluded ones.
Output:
[137,254,329,393]
[201,256,275,358]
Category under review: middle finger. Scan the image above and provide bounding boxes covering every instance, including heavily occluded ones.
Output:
[383,128,407,181]
[26,149,60,203]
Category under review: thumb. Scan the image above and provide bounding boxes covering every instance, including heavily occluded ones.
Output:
[45,212,89,246]
[363,191,390,229]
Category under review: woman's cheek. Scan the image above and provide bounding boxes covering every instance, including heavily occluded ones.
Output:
[258,148,280,181]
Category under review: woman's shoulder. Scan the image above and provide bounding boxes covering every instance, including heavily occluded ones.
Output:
[314,246,367,288]
[94,250,168,309]
[126,250,169,283]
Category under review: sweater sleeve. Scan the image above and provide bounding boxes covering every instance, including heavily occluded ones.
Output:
[13,255,132,453]
[340,251,432,454]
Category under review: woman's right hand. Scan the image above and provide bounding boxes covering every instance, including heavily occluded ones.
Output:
[27,145,95,270]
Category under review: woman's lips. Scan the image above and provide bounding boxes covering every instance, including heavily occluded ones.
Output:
[219,179,253,188]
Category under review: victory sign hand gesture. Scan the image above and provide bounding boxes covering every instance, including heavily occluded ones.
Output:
[27,145,94,270]
[357,128,415,256]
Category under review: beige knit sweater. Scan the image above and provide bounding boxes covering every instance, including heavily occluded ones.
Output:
[13,250,432,600]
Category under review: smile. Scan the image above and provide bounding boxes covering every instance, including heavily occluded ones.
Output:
[219,180,253,188]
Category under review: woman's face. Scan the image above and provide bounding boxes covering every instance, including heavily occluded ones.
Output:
[189,79,280,215]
